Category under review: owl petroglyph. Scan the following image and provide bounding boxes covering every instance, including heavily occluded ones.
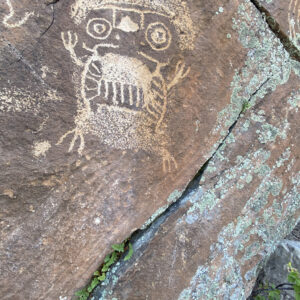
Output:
[58,0,195,172]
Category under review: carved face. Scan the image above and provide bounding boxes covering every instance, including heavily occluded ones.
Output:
[82,6,179,67]
[80,6,180,112]
[59,1,194,164]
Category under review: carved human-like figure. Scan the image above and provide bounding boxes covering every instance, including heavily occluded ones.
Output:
[58,1,194,172]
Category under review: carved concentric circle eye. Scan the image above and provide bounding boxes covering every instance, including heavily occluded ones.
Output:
[87,18,112,39]
[146,22,171,51]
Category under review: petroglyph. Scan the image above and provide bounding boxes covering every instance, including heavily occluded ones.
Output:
[41,66,58,79]
[33,141,51,158]
[289,0,300,43]
[2,0,34,28]
[70,0,195,50]
[0,87,61,114]
[59,0,195,172]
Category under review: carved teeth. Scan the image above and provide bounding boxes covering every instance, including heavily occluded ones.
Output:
[94,79,144,108]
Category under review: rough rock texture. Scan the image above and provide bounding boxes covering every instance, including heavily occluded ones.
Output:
[258,0,300,51]
[0,0,248,299]
[259,240,300,299]
[286,221,300,241]
[91,1,300,299]
[0,0,299,300]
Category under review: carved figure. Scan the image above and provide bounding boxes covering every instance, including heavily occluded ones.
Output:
[2,0,34,28]
[58,0,195,172]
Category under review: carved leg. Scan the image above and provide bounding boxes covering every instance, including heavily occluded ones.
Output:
[161,149,178,173]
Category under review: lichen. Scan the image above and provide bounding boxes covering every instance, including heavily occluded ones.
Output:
[140,189,183,229]
[178,2,300,298]
[212,0,292,140]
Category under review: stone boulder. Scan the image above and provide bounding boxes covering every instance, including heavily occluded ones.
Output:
[0,0,299,299]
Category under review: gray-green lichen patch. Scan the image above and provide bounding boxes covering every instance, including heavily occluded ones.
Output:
[212,0,292,140]
[257,122,288,144]
[287,89,300,111]
[140,189,183,229]
[292,60,300,77]
[180,136,299,299]
[179,177,299,300]
[179,3,300,297]
[185,146,271,224]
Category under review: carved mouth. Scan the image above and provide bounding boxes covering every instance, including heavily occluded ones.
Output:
[83,53,153,111]
[85,78,145,110]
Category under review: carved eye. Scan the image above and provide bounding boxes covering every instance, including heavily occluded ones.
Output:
[145,22,171,51]
[87,18,112,39]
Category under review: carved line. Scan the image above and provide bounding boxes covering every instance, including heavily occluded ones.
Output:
[3,0,34,28]
[288,0,300,41]
[87,18,112,40]
[145,22,172,51]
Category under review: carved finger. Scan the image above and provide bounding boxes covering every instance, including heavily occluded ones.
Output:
[72,32,78,47]
[177,61,190,79]
[175,60,182,72]
[181,66,191,79]
[61,31,67,46]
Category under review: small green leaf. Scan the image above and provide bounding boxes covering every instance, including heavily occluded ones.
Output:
[104,254,111,263]
[93,270,100,276]
[98,273,106,281]
[75,288,89,300]
[294,284,300,293]
[124,242,134,261]
[269,290,280,300]
[241,101,251,113]
[111,251,118,261]
[254,295,266,300]
[102,251,117,272]
[87,278,99,293]
[270,283,276,289]
[288,271,298,283]
[102,264,109,272]
[112,243,125,252]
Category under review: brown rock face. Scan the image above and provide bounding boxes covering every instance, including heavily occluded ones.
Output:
[94,69,300,300]
[258,0,300,50]
[0,0,299,299]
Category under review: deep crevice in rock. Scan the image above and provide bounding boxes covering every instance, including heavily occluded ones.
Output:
[250,0,300,62]
[90,78,272,298]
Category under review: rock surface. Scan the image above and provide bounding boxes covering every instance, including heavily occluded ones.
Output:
[91,1,300,299]
[0,0,299,300]
[286,222,300,241]
[257,240,300,299]
[258,0,300,51]
[0,0,246,299]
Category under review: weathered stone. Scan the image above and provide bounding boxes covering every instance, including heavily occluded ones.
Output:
[286,221,300,241]
[91,1,300,299]
[258,0,300,50]
[0,0,261,299]
[93,71,300,299]
[258,240,300,299]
